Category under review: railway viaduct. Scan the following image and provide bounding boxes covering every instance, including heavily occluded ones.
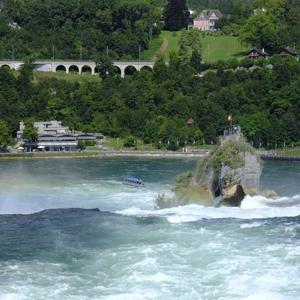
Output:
[0,60,155,77]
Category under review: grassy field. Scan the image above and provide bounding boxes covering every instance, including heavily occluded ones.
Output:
[201,35,249,62]
[141,31,249,62]
[33,71,101,83]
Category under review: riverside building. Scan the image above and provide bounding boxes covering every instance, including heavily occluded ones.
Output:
[17,121,98,152]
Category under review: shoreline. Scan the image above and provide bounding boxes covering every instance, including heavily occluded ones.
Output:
[0,150,208,160]
[1,150,299,161]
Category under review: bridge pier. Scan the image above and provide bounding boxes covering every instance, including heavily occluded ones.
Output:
[120,68,125,78]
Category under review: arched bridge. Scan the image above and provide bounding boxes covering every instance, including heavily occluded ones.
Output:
[0,60,155,77]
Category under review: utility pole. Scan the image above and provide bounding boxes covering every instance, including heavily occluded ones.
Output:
[11,45,14,60]
[52,44,55,60]
[208,44,210,62]
[138,44,141,63]
[80,44,83,60]
[106,46,109,57]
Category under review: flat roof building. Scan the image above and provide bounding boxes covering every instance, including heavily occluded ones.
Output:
[18,121,98,152]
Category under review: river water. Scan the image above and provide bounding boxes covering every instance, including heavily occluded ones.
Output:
[0,158,299,300]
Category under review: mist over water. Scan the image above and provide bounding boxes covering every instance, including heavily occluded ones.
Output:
[0,158,299,300]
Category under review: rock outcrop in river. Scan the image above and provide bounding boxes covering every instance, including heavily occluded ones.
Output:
[157,133,262,208]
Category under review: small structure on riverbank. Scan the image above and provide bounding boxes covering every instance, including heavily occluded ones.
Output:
[157,133,262,208]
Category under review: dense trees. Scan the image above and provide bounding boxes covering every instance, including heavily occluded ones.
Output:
[0,0,162,60]
[187,0,254,14]
[0,54,300,149]
[239,0,300,52]
[0,0,299,150]
[0,120,10,147]
[164,0,190,31]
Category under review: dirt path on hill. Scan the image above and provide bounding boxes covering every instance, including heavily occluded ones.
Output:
[153,38,169,59]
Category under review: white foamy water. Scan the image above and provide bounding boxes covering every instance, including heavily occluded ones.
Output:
[117,194,300,223]
[0,158,299,300]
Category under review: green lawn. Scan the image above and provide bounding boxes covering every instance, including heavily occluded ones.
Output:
[141,31,249,62]
[201,35,249,62]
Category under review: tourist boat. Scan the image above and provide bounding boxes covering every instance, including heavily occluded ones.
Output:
[123,177,145,188]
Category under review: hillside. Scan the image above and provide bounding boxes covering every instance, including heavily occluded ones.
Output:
[141,31,182,60]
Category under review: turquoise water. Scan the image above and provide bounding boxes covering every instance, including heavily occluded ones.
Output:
[0,158,300,300]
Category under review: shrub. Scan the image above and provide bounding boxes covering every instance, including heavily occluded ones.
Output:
[123,136,136,147]
[84,140,96,146]
[78,141,86,150]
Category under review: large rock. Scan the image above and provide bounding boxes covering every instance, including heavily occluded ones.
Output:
[218,151,261,206]
[156,133,262,208]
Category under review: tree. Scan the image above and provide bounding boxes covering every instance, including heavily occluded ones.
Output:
[96,55,117,80]
[0,119,10,148]
[17,62,34,100]
[78,141,86,151]
[22,120,38,142]
[239,12,279,50]
[164,0,190,31]
[239,0,285,51]
[123,135,136,147]
[179,29,202,65]
[190,51,202,72]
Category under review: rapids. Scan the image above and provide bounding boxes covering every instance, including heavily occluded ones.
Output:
[0,158,299,299]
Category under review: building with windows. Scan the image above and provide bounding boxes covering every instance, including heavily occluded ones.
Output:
[17,120,70,139]
[248,48,270,59]
[18,121,98,152]
[193,9,222,31]
[279,47,299,60]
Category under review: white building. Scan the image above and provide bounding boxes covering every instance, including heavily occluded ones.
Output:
[17,120,70,139]
[18,121,97,152]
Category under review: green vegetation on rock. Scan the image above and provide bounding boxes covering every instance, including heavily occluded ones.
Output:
[206,137,255,174]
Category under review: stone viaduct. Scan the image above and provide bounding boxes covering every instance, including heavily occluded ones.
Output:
[0,60,155,77]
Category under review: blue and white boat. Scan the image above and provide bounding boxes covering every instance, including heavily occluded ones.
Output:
[123,177,145,188]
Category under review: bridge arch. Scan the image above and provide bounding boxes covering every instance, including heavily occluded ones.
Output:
[124,65,137,76]
[69,65,79,73]
[140,66,153,73]
[56,65,66,72]
[0,64,11,70]
[81,65,92,74]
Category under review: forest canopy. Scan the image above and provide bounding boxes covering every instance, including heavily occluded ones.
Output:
[0,0,162,60]
[0,54,300,149]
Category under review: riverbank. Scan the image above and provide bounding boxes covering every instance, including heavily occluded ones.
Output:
[0,150,208,160]
[2,148,300,161]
